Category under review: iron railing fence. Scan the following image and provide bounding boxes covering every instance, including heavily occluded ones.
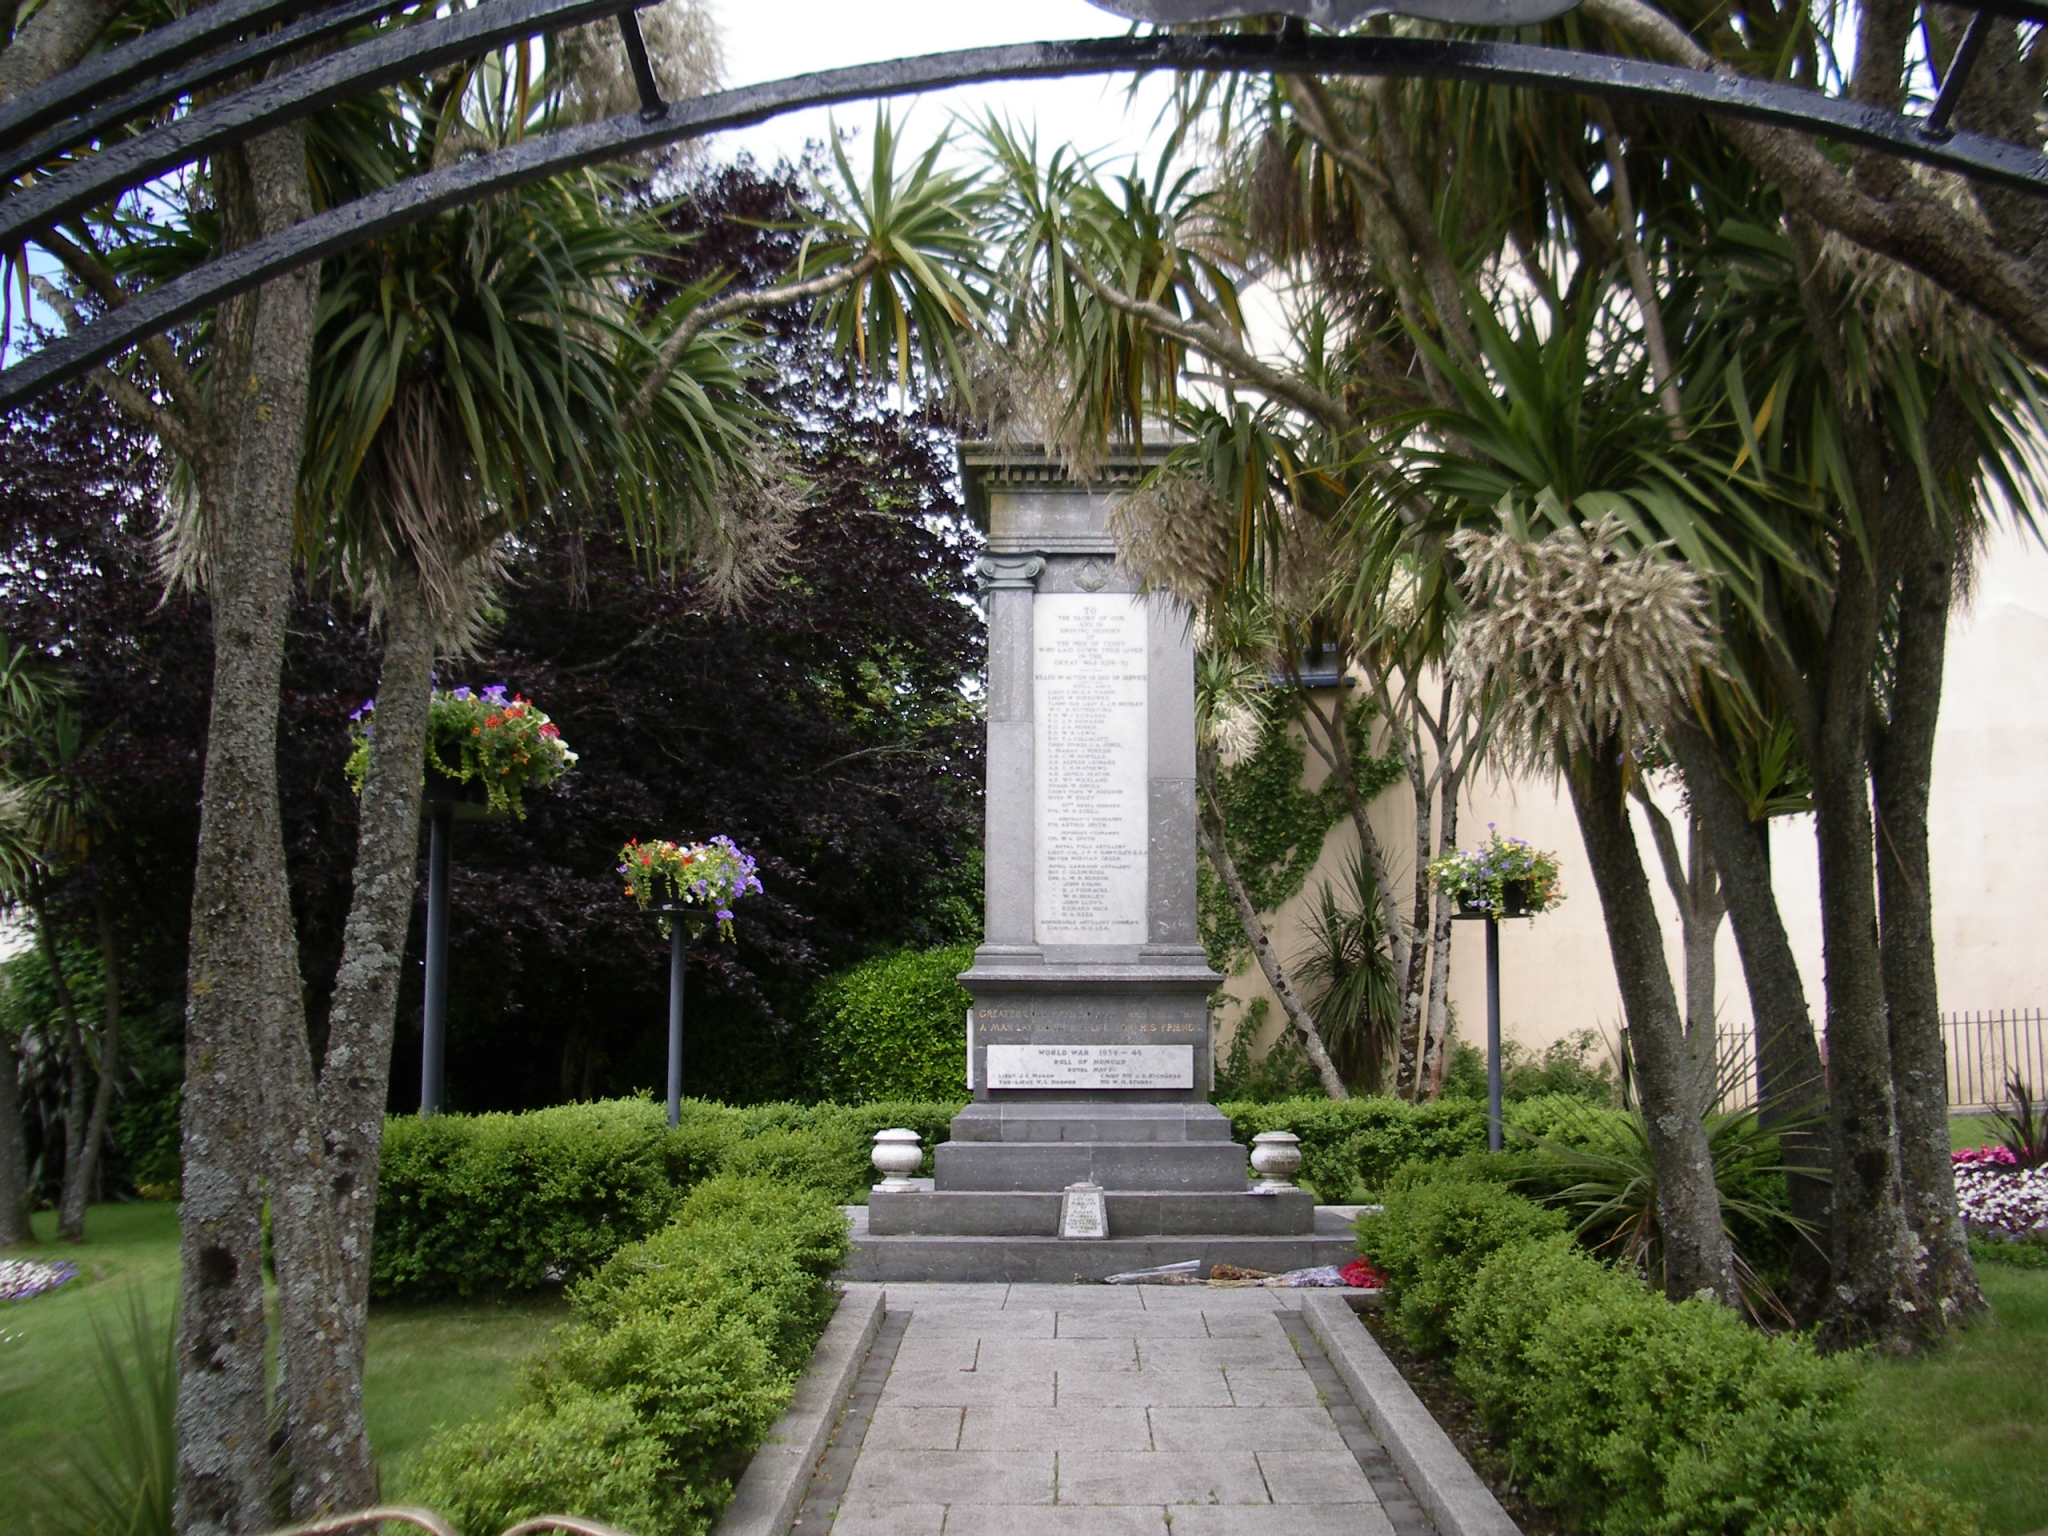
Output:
[1709,1008,2046,1116]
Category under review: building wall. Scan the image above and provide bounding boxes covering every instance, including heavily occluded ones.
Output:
[1214,524,2048,1067]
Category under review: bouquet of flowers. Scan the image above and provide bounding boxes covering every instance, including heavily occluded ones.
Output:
[1427,825,1565,919]
[618,835,762,940]
[347,685,577,818]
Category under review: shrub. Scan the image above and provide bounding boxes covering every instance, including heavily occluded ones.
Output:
[1356,1173,1567,1351]
[1441,1026,1617,1106]
[1220,1096,1487,1202]
[406,1176,850,1536]
[1363,1165,1902,1536]
[1772,1474,1985,1536]
[374,1096,963,1300]
[808,944,974,1103]
[1450,1235,1878,1535]
[1212,1000,1323,1102]
[1509,1097,1807,1299]
[1967,1232,2048,1269]
[407,1386,684,1536]
[718,1125,872,1202]
[1505,1091,1637,1152]
[373,1100,681,1299]
[571,1176,848,1372]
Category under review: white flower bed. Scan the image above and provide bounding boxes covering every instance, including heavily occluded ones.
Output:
[1953,1159,2048,1241]
[0,1258,78,1302]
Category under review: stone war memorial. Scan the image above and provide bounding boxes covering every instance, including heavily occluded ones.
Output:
[848,445,1357,1281]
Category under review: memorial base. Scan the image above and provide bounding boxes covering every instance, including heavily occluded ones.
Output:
[867,1186,1315,1237]
[840,1204,1361,1284]
[848,1095,1325,1281]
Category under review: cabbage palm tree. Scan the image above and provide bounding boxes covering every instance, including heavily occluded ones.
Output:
[255,59,760,1514]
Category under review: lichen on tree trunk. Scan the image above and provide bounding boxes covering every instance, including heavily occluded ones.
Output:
[1807,536,1931,1353]
[267,565,436,1516]
[1875,513,1985,1325]
[174,123,320,1536]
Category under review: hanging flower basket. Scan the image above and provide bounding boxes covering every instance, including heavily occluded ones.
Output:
[1429,827,1564,921]
[619,836,763,940]
[348,685,578,819]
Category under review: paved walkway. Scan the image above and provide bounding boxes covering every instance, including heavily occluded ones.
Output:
[788,1283,1432,1536]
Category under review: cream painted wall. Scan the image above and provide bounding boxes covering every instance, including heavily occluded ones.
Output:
[1213,523,2048,1071]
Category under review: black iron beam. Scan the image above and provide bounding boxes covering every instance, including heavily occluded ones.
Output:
[1923,9,1993,140]
[0,0,329,151]
[0,0,646,249]
[616,10,664,117]
[7,30,2048,411]
[1953,0,2048,22]
[0,0,408,189]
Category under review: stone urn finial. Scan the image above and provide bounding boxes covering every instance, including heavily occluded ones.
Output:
[1249,1130,1304,1193]
[870,1128,924,1192]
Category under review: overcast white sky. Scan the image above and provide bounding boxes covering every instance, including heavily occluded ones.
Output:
[702,0,1175,170]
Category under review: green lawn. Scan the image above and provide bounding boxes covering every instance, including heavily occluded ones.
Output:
[0,1204,564,1505]
[1952,1114,2004,1150]
[1860,1263,2048,1536]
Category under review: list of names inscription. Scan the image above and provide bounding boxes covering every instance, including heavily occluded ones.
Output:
[1033,592,1149,944]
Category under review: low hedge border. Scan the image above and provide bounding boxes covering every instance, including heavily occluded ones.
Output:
[404,1174,851,1536]
[373,1097,960,1301]
[1219,1096,1489,1202]
[1356,1169,1984,1536]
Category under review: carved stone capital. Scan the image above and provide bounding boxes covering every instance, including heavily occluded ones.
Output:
[975,553,1046,591]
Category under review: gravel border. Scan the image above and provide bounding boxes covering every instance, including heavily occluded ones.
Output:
[714,1283,886,1536]
[1302,1292,1523,1536]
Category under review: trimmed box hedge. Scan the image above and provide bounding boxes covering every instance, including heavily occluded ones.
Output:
[373,1097,960,1300]
[406,1175,849,1535]
[1356,1168,1983,1536]
[1219,1095,1489,1201]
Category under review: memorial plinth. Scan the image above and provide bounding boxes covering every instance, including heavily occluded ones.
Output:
[851,446,1351,1281]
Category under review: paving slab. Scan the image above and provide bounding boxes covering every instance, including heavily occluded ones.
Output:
[766,1282,1471,1536]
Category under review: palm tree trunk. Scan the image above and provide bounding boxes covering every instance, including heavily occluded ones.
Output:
[1632,786,1726,1108]
[0,1033,30,1246]
[1198,747,1349,1100]
[268,566,435,1517]
[57,893,122,1241]
[1875,517,1984,1323]
[31,888,93,1238]
[1418,762,1463,1095]
[1665,715,1831,1312]
[1808,533,1930,1352]
[1567,740,1739,1307]
[175,125,320,1536]
[1392,703,1434,1098]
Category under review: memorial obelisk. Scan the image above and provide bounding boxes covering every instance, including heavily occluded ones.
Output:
[854,445,1350,1280]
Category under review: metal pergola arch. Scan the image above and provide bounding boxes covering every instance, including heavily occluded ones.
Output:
[4,3,2048,412]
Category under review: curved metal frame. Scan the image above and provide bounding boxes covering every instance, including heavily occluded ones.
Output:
[6,23,2048,410]
[0,0,409,187]
[0,0,644,245]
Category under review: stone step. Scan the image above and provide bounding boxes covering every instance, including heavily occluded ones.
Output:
[841,1204,1360,1283]
[946,1101,1237,1144]
[868,1186,1315,1238]
[933,1138,1250,1192]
